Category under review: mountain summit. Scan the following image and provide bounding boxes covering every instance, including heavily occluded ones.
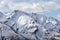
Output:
[0,10,60,40]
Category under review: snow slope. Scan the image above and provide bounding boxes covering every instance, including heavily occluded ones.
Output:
[0,10,60,40]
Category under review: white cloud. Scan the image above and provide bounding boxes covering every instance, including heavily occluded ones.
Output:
[8,1,60,13]
[0,0,11,13]
[0,0,60,14]
[0,0,6,8]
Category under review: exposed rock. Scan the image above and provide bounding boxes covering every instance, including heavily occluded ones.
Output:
[0,10,60,40]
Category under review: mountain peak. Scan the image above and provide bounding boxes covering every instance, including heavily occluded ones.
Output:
[0,10,60,40]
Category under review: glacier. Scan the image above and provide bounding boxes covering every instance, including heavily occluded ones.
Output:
[0,10,60,40]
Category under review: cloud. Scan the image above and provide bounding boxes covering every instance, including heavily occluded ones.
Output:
[0,0,6,8]
[8,1,60,14]
[0,0,60,14]
[52,0,60,3]
[0,0,11,13]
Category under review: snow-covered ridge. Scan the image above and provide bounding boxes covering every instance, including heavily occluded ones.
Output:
[0,10,60,40]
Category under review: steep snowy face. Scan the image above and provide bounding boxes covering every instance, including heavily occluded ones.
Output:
[46,17,57,25]
[32,14,58,28]
[18,15,32,27]
[12,10,60,40]
[45,17,58,30]
[17,15,38,33]
[0,10,60,40]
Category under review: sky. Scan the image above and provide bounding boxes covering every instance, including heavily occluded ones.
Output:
[0,0,60,20]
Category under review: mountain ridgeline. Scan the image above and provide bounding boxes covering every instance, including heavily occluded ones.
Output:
[0,10,60,40]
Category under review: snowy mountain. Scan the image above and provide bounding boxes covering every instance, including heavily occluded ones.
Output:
[0,10,60,40]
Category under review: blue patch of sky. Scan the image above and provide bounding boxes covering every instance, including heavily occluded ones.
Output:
[44,9,60,18]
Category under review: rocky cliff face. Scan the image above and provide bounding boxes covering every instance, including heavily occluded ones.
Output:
[0,10,60,40]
